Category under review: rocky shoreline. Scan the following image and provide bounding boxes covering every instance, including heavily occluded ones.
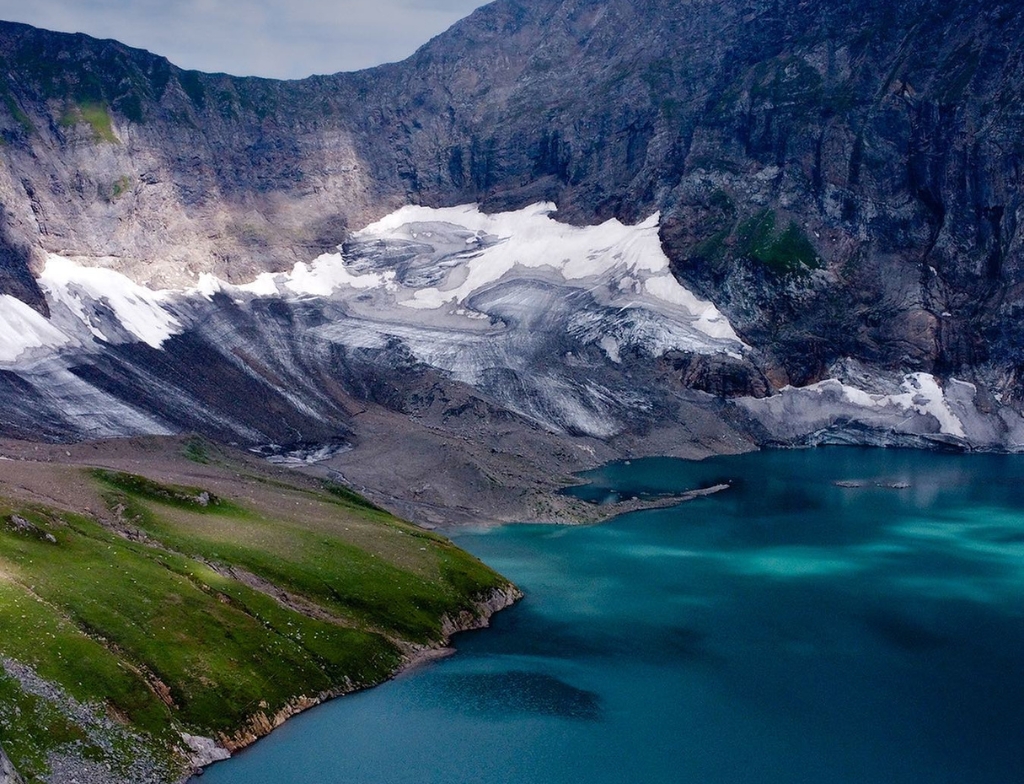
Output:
[0,585,521,784]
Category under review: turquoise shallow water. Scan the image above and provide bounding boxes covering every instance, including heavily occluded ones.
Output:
[195,448,1024,783]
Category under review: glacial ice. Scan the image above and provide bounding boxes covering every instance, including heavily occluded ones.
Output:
[350,203,743,346]
[0,294,69,363]
[0,255,185,368]
[737,371,980,444]
[3,205,1023,447]
[39,254,182,349]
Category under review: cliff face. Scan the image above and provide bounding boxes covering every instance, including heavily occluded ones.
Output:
[0,0,1023,451]
[365,0,1024,389]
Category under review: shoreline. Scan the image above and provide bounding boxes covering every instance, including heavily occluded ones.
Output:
[185,583,523,780]
[186,481,732,774]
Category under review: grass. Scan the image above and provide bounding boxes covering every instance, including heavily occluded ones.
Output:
[736,210,820,275]
[322,480,384,512]
[93,471,504,643]
[0,510,182,779]
[59,101,117,143]
[183,435,211,464]
[1,90,33,136]
[92,469,239,514]
[111,175,132,199]
[0,460,513,778]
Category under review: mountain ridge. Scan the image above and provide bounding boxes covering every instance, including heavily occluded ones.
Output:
[2,1,1023,390]
[0,1,1023,471]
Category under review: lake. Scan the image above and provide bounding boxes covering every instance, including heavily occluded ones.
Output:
[194,448,1024,783]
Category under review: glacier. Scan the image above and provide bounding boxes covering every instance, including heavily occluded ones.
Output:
[0,203,1022,455]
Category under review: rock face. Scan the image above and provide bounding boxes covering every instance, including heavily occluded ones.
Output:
[0,0,1023,463]
[0,744,22,784]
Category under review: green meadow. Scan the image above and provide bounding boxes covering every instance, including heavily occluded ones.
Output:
[0,448,512,782]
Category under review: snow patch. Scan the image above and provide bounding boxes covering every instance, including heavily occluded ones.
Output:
[285,254,396,297]
[39,255,181,349]
[785,373,967,438]
[893,373,967,438]
[599,335,621,364]
[0,295,69,363]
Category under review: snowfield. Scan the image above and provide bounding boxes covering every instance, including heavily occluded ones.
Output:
[0,203,1021,447]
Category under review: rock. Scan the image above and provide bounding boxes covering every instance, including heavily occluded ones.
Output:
[0,0,1022,397]
[0,744,23,784]
[661,350,771,398]
[180,735,230,770]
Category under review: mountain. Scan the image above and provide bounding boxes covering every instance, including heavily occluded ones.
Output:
[0,0,1023,519]
[3,3,1024,781]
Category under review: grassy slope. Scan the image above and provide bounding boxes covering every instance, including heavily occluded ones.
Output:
[0,438,512,783]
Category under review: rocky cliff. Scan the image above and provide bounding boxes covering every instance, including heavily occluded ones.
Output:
[0,0,1023,474]
[2,1,1023,370]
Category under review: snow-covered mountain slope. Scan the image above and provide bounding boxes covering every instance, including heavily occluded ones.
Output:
[5,3,1024,456]
[1,204,1023,456]
[200,202,741,353]
[0,206,705,441]
[189,203,744,438]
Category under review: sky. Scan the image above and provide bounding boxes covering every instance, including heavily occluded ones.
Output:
[0,0,489,79]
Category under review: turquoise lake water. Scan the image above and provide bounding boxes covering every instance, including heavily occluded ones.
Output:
[195,448,1024,783]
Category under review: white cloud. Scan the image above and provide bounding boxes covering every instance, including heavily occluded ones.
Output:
[0,0,488,78]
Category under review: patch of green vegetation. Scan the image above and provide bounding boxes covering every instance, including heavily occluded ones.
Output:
[0,461,512,771]
[178,71,207,109]
[0,501,402,740]
[0,515,183,779]
[60,101,118,143]
[118,495,501,643]
[690,228,730,263]
[114,92,145,125]
[736,210,774,254]
[92,469,239,515]
[216,88,239,120]
[110,175,132,200]
[79,102,117,143]
[736,210,820,275]
[182,435,211,464]
[0,89,33,136]
[322,481,384,512]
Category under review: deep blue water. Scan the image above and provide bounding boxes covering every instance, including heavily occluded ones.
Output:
[196,448,1024,783]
